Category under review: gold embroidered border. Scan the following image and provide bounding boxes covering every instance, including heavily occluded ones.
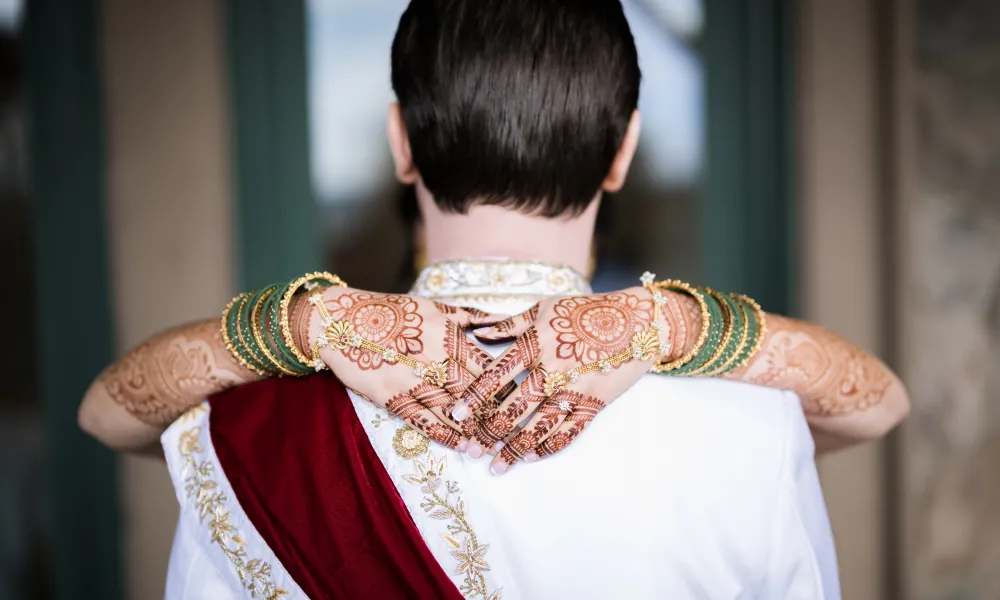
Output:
[178,413,290,600]
[372,409,502,600]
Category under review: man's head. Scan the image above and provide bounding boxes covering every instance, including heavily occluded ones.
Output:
[387,0,642,219]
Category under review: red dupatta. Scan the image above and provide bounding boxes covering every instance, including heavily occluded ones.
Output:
[208,373,464,599]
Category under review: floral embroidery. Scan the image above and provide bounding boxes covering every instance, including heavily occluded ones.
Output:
[393,426,430,459]
[400,450,502,600]
[179,417,289,599]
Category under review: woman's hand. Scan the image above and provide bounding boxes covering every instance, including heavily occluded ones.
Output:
[451,287,667,473]
[306,287,503,450]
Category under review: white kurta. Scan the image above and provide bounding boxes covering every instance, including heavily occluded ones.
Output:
[163,259,841,599]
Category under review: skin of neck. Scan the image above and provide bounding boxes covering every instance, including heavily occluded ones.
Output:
[416,181,601,276]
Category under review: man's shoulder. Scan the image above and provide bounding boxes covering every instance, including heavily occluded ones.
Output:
[613,375,812,487]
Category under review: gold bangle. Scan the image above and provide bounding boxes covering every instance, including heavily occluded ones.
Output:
[703,298,750,377]
[687,287,735,377]
[221,293,269,377]
[279,271,348,371]
[729,294,767,370]
[251,287,299,377]
[651,280,709,373]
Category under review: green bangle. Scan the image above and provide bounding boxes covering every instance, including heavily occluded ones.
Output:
[728,294,764,371]
[701,291,747,376]
[687,288,736,376]
[222,293,269,376]
[250,284,299,376]
[239,287,277,376]
[266,282,313,375]
[672,290,725,376]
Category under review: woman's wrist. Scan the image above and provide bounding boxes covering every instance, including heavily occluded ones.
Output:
[659,289,703,363]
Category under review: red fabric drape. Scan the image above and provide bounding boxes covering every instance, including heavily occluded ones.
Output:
[208,374,464,600]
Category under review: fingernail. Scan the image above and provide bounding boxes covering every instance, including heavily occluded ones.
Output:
[524,452,538,463]
[473,327,491,336]
[452,404,470,421]
[493,441,505,453]
[492,461,508,475]
[458,439,469,452]
[467,440,483,459]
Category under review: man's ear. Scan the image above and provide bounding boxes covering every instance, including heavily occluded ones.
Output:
[387,103,419,184]
[602,110,642,193]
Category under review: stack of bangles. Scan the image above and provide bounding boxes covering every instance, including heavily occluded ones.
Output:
[221,271,348,377]
[221,270,766,391]
[221,271,452,387]
[644,275,767,377]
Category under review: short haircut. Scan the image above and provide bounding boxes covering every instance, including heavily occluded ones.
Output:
[391,0,641,217]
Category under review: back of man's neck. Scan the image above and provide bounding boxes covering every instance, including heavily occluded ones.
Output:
[418,193,600,276]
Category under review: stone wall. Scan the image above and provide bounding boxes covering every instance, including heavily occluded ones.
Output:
[904,0,1000,596]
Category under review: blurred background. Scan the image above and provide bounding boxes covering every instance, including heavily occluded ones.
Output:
[4,0,999,598]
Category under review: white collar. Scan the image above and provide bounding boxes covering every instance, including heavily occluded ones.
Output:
[409,258,591,306]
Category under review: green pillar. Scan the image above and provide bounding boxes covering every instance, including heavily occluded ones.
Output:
[26,1,122,598]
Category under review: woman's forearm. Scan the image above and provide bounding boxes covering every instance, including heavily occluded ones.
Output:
[79,319,261,451]
[660,291,911,452]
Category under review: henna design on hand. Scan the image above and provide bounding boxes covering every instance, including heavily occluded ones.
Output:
[387,392,462,449]
[101,320,254,427]
[533,397,604,459]
[474,368,547,447]
[550,293,654,363]
[327,293,424,369]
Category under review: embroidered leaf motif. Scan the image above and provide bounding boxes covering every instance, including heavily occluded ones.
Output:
[179,421,293,598]
[393,429,501,599]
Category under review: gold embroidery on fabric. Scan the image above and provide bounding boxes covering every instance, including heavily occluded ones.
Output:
[393,425,431,459]
[178,417,290,599]
[398,446,502,600]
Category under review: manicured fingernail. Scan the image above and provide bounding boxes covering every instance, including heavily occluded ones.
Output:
[473,327,491,336]
[524,452,538,463]
[457,439,469,452]
[493,441,505,453]
[492,461,508,475]
[467,440,483,459]
[452,404,470,421]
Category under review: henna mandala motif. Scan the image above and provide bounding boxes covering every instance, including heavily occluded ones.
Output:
[328,293,424,369]
[550,294,654,363]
